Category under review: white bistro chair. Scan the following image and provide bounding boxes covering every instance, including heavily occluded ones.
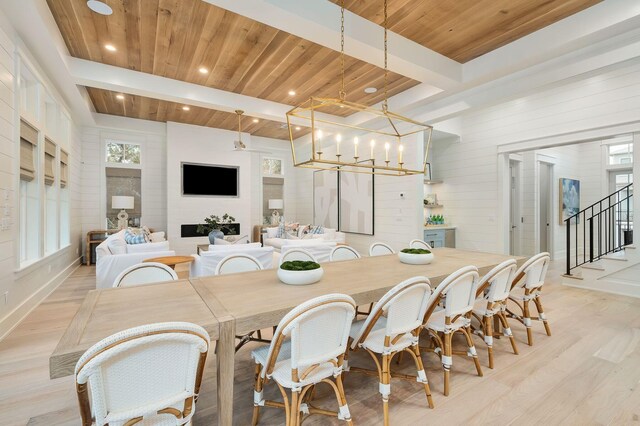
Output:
[369,242,395,257]
[506,252,551,346]
[75,322,210,426]
[279,248,318,265]
[425,265,483,396]
[348,277,434,426]
[113,262,178,288]
[329,245,361,262]
[471,259,519,369]
[409,239,433,250]
[215,254,266,351]
[215,253,264,275]
[251,294,357,426]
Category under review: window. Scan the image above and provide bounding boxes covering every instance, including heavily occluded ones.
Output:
[19,119,40,263]
[60,149,70,247]
[608,143,633,165]
[106,141,141,164]
[262,157,283,176]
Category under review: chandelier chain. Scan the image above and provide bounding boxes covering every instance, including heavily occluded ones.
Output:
[339,0,346,100]
[383,0,388,112]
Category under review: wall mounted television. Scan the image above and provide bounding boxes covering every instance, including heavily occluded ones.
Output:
[181,162,239,197]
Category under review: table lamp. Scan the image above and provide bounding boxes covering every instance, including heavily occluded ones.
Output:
[112,196,134,229]
[268,199,284,225]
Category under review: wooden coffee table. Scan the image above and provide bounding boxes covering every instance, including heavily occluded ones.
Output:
[143,255,194,269]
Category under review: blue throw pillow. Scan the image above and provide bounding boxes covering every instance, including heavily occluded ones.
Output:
[124,229,146,244]
[309,225,324,235]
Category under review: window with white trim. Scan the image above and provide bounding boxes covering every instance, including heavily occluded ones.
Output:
[608,143,633,165]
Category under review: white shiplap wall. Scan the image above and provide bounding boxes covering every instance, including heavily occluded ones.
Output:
[80,122,167,256]
[434,60,640,254]
[0,15,83,338]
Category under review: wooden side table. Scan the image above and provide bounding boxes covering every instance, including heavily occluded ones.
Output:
[143,255,195,270]
[85,230,119,266]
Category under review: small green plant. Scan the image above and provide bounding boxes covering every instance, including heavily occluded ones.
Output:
[196,213,236,235]
[401,248,432,254]
[280,260,321,271]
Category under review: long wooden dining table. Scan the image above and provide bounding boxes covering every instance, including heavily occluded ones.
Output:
[50,248,525,425]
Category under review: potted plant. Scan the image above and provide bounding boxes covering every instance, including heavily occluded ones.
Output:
[197,213,236,244]
[278,260,324,285]
[398,248,434,265]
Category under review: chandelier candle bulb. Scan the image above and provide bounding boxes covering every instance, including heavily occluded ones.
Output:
[316,129,323,154]
[354,137,359,159]
[385,142,390,162]
[398,144,404,165]
[370,139,375,160]
[336,134,342,156]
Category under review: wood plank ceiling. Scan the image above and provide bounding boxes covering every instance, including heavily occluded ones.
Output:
[87,88,310,140]
[333,0,601,63]
[46,0,419,138]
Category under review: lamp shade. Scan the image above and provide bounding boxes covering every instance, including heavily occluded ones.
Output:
[268,199,284,209]
[112,196,134,210]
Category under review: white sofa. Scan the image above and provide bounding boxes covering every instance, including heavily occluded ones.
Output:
[190,243,275,278]
[263,227,346,251]
[95,230,175,289]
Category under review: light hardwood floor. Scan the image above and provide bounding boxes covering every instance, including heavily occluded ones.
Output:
[1,262,639,425]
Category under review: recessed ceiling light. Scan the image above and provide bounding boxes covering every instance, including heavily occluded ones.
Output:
[87,0,113,15]
[288,90,296,96]
[364,87,377,94]
[104,44,117,52]
[182,106,190,111]
[115,94,124,100]
[252,118,259,123]
[198,67,209,74]
[295,126,301,131]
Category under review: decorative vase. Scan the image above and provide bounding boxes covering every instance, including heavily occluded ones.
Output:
[398,252,434,265]
[277,267,324,285]
[208,229,225,244]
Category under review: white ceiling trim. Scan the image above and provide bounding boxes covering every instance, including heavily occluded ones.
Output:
[67,57,346,128]
[201,0,461,90]
[463,0,640,84]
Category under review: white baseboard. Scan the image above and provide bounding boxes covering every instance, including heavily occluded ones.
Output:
[0,257,81,341]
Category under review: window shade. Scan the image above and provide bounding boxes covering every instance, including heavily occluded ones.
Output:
[20,119,38,182]
[44,138,56,186]
[60,149,69,188]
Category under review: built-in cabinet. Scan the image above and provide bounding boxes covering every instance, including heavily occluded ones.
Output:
[424,227,456,248]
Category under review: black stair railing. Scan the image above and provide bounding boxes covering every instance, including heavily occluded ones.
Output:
[565,183,633,276]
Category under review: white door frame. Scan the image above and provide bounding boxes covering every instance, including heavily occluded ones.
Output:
[536,156,555,258]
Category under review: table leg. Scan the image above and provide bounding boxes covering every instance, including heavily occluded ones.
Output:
[217,318,236,426]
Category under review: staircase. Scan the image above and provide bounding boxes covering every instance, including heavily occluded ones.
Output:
[562,184,639,297]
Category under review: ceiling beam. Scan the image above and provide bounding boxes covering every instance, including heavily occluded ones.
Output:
[67,57,345,128]
[202,0,462,90]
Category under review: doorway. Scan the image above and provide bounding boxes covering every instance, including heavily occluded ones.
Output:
[538,162,553,254]
[509,160,521,255]
[609,169,633,247]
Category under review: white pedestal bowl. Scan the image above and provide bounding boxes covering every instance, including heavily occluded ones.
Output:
[277,267,324,285]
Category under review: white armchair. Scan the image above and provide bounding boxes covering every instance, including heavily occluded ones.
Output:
[95,230,175,289]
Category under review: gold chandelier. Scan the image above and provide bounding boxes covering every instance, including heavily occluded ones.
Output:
[286,0,433,176]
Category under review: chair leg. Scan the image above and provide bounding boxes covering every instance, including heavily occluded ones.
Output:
[252,364,264,426]
[290,390,300,426]
[442,331,452,396]
[484,315,494,369]
[462,325,483,377]
[381,353,391,426]
[534,295,552,336]
[335,375,353,425]
[498,309,519,355]
[411,345,434,408]
[523,299,534,346]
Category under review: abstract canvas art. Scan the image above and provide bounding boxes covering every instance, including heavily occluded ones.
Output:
[559,178,580,224]
[339,171,374,235]
[313,170,339,229]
